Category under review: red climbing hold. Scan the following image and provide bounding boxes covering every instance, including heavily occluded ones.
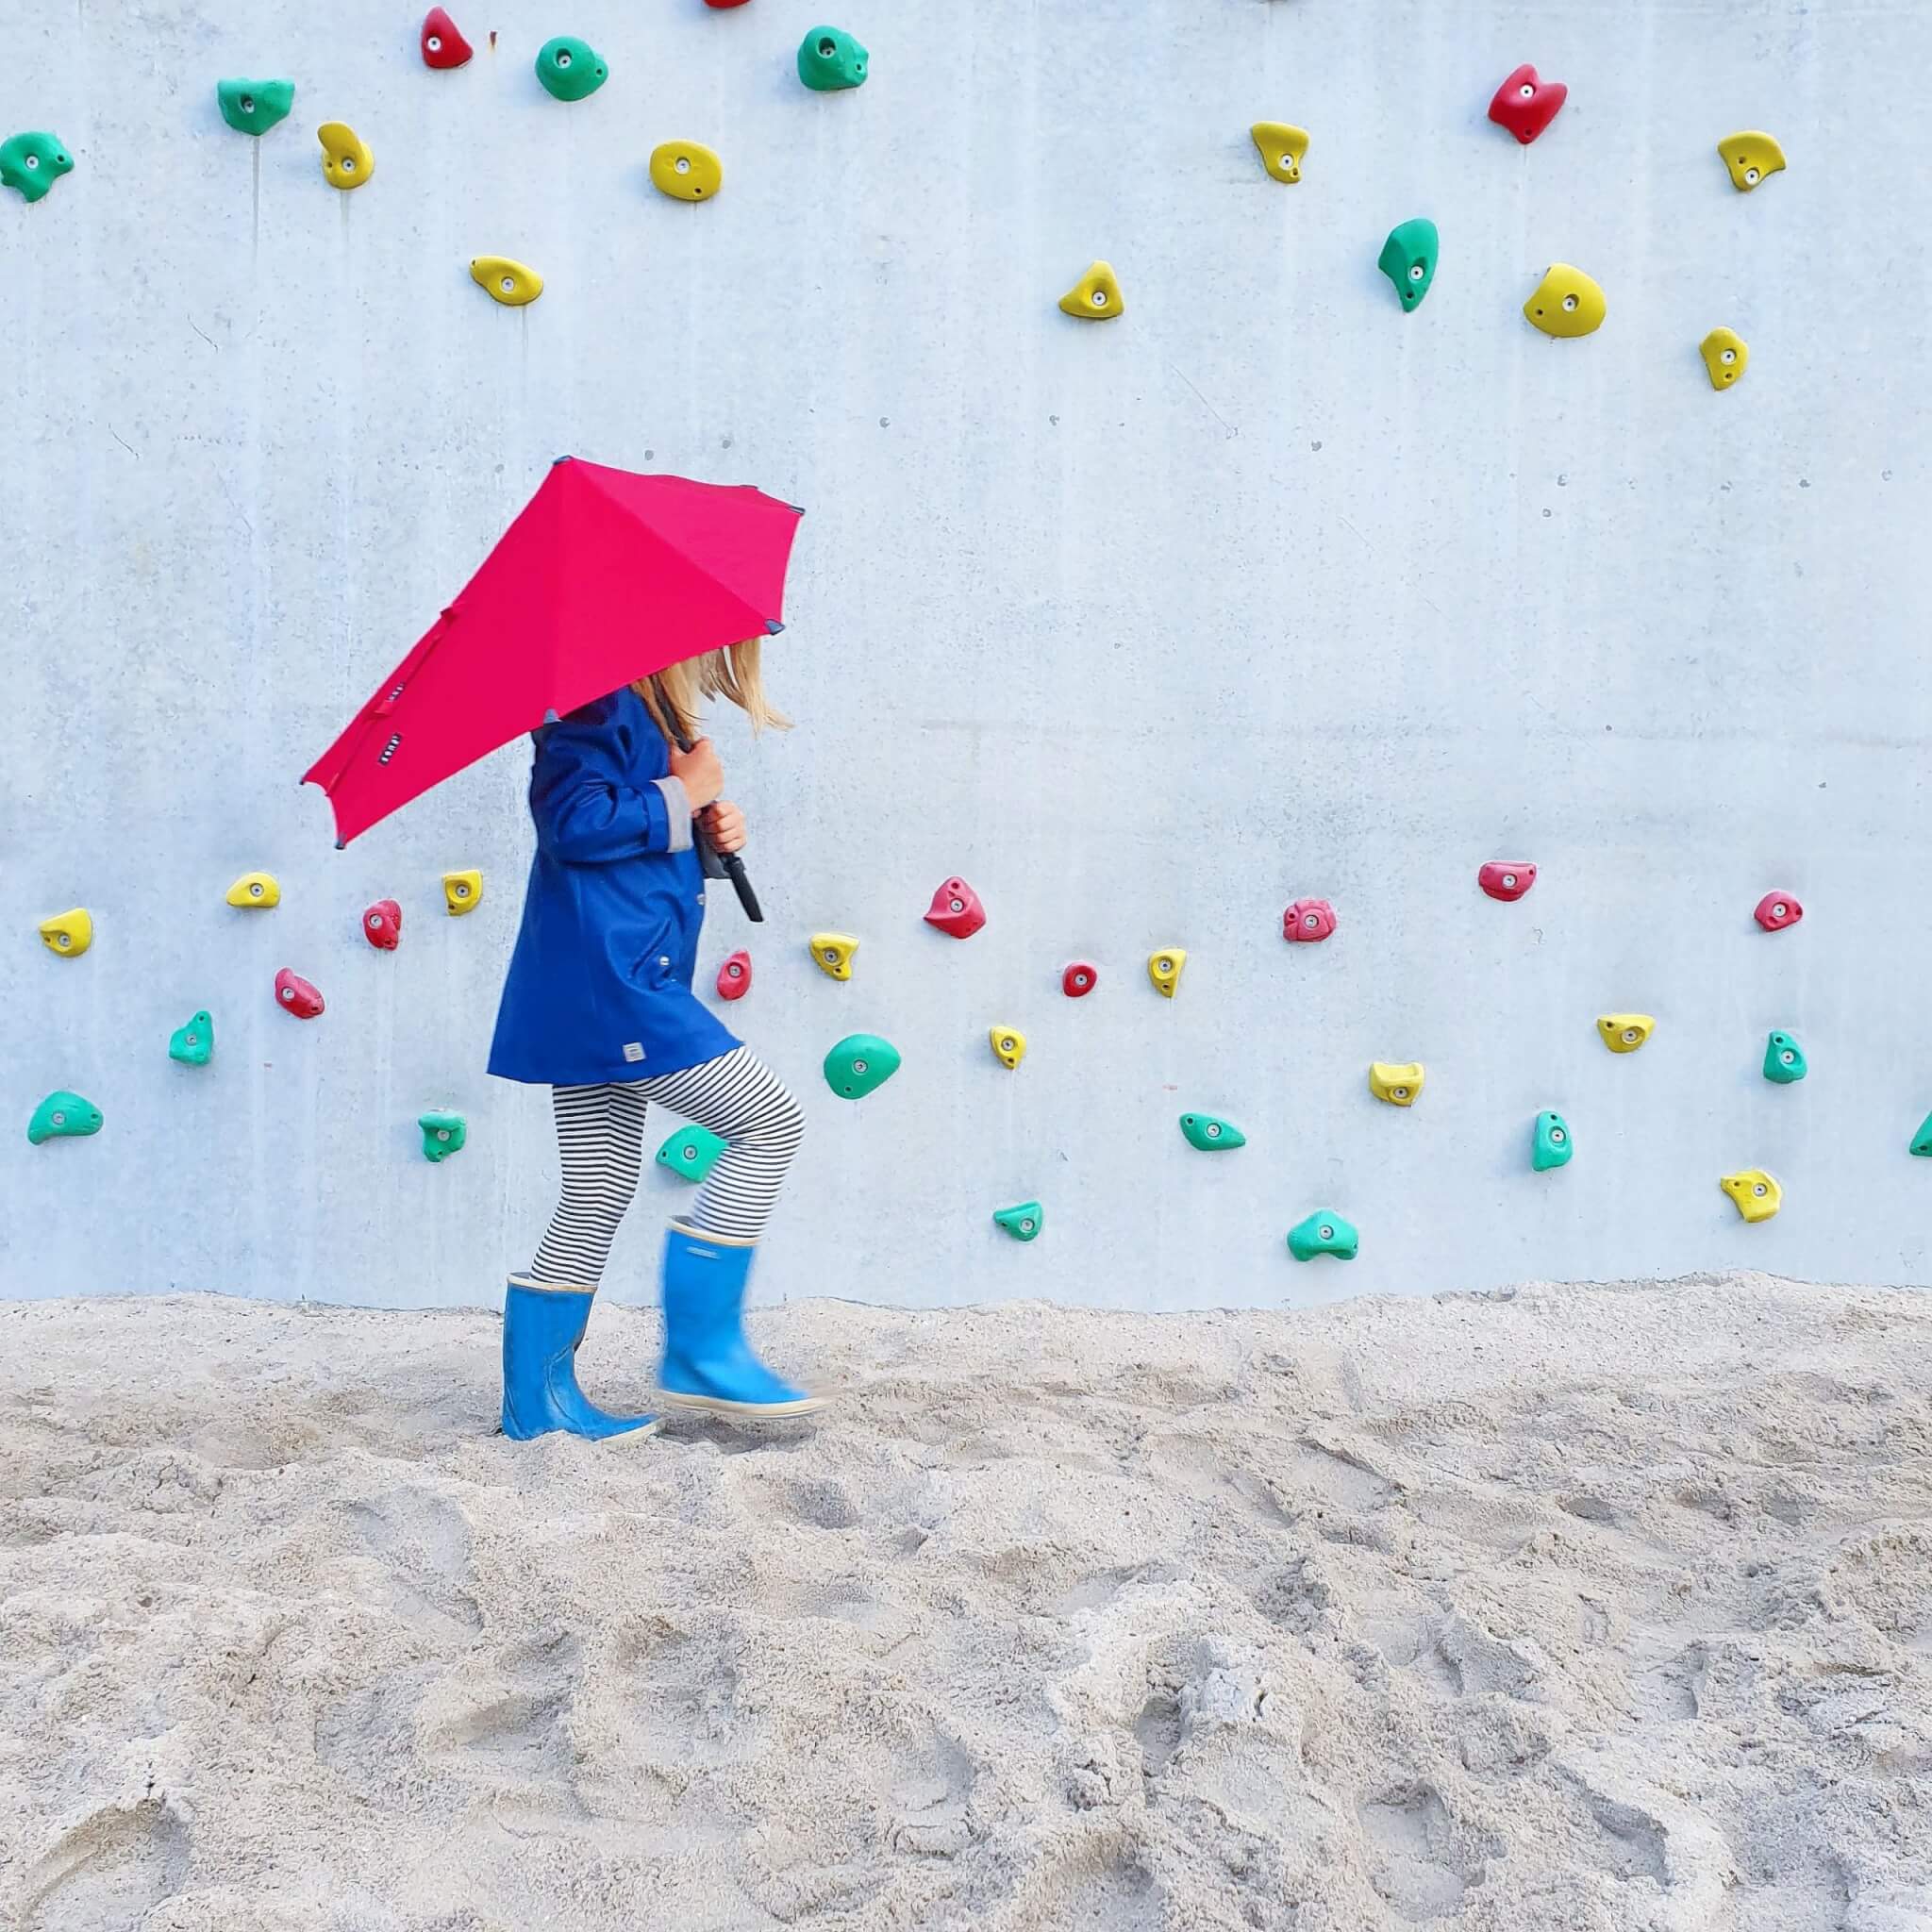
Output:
[716,949,752,1000]
[1061,961,1098,998]
[1478,862,1538,903]
[1754,891,1804,932]
[1487,64,1567,144]
[924,877,987,940]
[1282,899,1337,943]
[275,968,325,1019]
[362,899,402,950]
[705,0,753,8]
[421,7,474,67]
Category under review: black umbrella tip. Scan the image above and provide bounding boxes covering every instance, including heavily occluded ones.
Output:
[765,620,785,637]
[552,453,575,466]
[334,840,347,852]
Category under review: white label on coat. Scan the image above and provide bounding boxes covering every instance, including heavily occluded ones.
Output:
[622,1042,645,1063]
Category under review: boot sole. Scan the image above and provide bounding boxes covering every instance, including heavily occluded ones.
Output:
[658,1391,828,1420]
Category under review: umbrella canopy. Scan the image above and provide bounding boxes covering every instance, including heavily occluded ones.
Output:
[303,458,803,846]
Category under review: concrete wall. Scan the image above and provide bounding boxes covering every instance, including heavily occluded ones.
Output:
[4,0,1926,1313]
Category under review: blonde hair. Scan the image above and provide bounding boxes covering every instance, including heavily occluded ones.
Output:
[633,638,790,745]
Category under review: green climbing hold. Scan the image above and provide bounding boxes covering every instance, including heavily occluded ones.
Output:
[1532,1109,1573,1171]
[1377,218,1438,312]
[657,1123,728,1182]
[1913,1111,1932,1158]
[824,1032,901,1100]
[1762,1031,1807,1085]
[169,1010,214,1066]
[536,37,608,101]
[419,1110,466,1162]
[1287,1209,1358,1262]
[29,1090,101,1145]
[993,1201,1043,1242]
[797,25,869,91]
[0,132,74,203]
[216,79,295,137]
[1178,1111,1245,1152]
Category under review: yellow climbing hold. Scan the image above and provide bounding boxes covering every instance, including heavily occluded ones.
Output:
[37,908,92,958]
[649,141,723,202]
[809,931,858,980]
[989,1025,1027,1071]
[470,257,543,307]
[226,872,281,908]
[1524,263,1606,339]
[1058,260,1124,320]
[1718,131,1785,192]
[1721,1168,1782,1224]
[1368,1061,1424,1107]
[1250,122,1308,183]
[1700,326,1748,391]
[441,869,482,915]
[317,122,374,190]
[1597,1013,1655,1054]
[1147,948,1186,998]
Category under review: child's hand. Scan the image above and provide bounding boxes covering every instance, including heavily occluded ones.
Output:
[705,801,747,854]
[670,736,723,809]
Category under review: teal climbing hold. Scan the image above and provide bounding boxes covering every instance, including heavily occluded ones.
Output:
[1287,1210,1358,1261]
[1913,1111,1932,1158]
[29,1091,101,1145]
[797,25,868,90]
[535,37,608,101]
[0,132,74,202]
[419,1110,466,1162]
[1532,1109,1573,1171]
[1762,1031,1807,1085]
[993,1201,1043,1242]
[1178,1112,1245,1151]
[657,1123,728,1182]
[824,1032,901,1100]
[1377,218,1438,312]
[169,1010,214,1066]
[216,80,295,137]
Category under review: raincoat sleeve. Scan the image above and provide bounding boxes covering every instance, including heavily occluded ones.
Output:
[530,705,692,863]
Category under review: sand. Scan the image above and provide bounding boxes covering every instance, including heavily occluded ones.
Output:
[2,1274,1929,1932]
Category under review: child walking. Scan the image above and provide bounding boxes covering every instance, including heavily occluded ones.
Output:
[488,642,822,1439]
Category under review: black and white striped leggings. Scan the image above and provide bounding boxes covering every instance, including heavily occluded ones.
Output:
[526,1046,805,1289]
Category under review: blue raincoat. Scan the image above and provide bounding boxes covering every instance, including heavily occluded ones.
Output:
[488,686,740,1086]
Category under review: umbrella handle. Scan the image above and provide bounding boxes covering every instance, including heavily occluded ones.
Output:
[654,676,764,924]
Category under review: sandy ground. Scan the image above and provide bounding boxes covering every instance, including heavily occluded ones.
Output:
[2,1276,1929,1932]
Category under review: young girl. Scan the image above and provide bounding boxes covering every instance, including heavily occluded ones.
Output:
[488,641,822,1439]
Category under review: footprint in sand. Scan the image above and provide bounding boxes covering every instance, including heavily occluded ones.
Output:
[18,1798,191,1932]
[1357,1782,1485,1922]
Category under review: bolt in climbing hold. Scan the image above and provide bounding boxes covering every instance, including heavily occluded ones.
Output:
[1250,122,1309,183]
[649,142,724,202]
[169,1010,214,1066]
[1478,863,1536,902]
[536,36,608,101]
[420,1110,467,1162]
[824,1032,901,1099]
[1059,261,1124,320]
[1912,1111,1932,1158]
[1062,961,1099,998]
[28,1091,102,1145]
[1718,132,1785,192]
[797,25,868,90]
[1721,1169,1782,1224]
[656,1123,728,1182]
[1597,1013,1654,1054]
[809,932,859,980]
[216,80,295,137]
[442,869,482,915]
[470,257,543,307]
[1282,899,1337,942]
[1762,1030,1807,1084]
[226,872,280,909]
[0,132,74,201]
[317,123,374,190]
[716,950,752,1000]
[1532,1110,1572,1171]
[1147,949,1186,998]
[989,1025,1027,1070]
[923,877,987,940]
[37,908,92,958]
[1487,64,1566,144]
[994,1201,1043,1242]
[275,968,325,1019]
[1179,1112,1245,1151]
[1524,264,1606,339]
[421,8,474,68]
[1378,219,1439,312]
[1287,1210,1358,1262]
[1753,891,1802,932]
[1368,1062,1424,1106]
[1700,328,1749,391]
[363,900,402,950]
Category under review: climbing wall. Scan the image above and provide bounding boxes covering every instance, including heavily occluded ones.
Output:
[4,0,1928,1312]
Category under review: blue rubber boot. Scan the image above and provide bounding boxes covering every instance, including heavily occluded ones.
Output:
[658,1224,825,1419]
[500,1278,657,1441]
